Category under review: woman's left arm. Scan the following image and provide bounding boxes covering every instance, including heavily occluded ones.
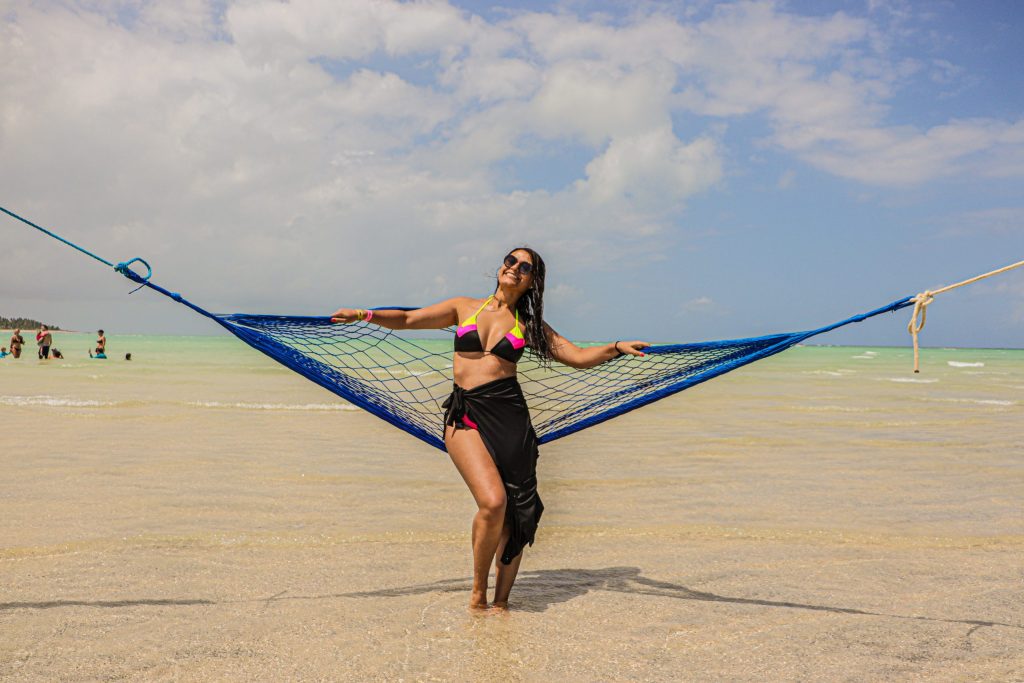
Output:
[542,322,649,370]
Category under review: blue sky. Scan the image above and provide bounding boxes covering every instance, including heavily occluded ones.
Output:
[1,0,1022,348]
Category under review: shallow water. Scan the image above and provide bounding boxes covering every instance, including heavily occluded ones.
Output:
[1,337,1022,680]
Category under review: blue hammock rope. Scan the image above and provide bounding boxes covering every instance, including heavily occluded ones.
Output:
[4,206,917,452]
[209,297,913,450]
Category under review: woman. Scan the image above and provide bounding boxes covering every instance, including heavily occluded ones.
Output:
[331,247,649,610]
[9,329,23,359]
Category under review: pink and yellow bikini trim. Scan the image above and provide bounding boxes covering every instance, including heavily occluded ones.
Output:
[456,296,492,338]
[456,295,525,352]
[504,314,526,350]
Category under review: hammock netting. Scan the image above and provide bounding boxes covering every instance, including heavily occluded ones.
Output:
[217,294,914,451]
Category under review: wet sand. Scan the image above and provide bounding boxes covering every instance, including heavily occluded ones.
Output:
[1,345,1022,681]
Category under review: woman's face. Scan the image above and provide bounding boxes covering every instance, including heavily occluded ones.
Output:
[498,249,534,293]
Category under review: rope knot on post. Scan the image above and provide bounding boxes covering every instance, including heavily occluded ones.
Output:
[902,258,1023,372]
[907,290,934,373]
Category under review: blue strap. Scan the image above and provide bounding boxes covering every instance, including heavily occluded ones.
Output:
[1,205,115,268]
[0,204,218,316]
[2,204,155,289]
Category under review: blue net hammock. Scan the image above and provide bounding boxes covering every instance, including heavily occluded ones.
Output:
[3,206,923,452]
[217,298,913,451]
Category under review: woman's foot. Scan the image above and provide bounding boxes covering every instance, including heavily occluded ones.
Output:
[469,590,489,610]
[489,601,509,612]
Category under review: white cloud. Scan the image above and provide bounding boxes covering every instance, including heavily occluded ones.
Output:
[576,127,721,209]
[226,0,485,65]
[441,57,540,103]
[531,61,675,145]
[939,207,1024,237]
[227,1,381,64]
[681,296,715,313]
[793,118,1024,185]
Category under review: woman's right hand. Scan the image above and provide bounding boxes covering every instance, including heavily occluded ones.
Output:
[616,340,650,357]
[330,308,362,324]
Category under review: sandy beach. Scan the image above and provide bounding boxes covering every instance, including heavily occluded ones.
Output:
[1,340,1022,681]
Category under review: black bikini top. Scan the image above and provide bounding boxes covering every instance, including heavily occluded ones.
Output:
[454,296,527,364]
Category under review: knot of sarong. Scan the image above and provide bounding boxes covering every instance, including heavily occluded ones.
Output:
[441,383,467,427]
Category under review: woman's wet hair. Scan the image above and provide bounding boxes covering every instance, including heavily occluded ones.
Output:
[497,246,553,366]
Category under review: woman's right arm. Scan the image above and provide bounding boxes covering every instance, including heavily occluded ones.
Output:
[331,297,467,331]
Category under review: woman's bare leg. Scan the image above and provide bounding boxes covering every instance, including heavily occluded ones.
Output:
[492,522,524,609]
[445,425,506,609]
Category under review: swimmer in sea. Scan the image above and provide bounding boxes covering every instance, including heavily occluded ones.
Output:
[37,325,52,360]
[9,329,24,359]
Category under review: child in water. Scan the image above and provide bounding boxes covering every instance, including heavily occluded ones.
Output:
[0,346,8,358]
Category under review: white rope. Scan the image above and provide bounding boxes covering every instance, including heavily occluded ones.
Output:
[908,259,1024,372]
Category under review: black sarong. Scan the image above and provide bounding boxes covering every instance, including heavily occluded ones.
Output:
[442,376,544,565]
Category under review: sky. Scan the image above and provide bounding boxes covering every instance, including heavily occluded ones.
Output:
[1,0,1022,347]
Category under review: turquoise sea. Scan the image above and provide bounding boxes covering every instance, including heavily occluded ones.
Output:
[2,331,1021,412]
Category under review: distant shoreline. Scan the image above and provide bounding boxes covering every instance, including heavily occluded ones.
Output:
[0,328,79,334]
[802,343,1024,352]
[0,329,1019,351]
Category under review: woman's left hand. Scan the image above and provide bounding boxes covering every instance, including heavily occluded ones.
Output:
[617,340,650,357]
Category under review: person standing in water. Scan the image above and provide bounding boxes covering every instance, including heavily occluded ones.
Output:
[9,329,24,359]
[332,248,649,611]
[37,325,52,360]
[96,330,106,357]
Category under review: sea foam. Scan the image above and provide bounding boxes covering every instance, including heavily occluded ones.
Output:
[803,369,856,377]
[0,394,117,407]
[926,397,1015,407]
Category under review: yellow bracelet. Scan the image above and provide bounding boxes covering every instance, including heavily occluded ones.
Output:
[356,309,365,321]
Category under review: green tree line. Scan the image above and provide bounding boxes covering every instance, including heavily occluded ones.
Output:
[0,317,61,330]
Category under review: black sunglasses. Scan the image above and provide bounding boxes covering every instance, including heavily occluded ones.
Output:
[503,253,534,276]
